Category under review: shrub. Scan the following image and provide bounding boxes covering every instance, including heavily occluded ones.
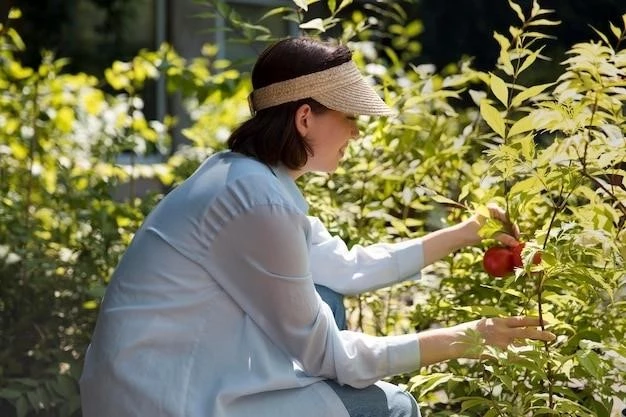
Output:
[1,1,624,416]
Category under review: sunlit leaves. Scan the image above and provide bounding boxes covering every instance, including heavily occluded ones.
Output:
[511,82,554,107]
[292,0,311,11]
[508,115,534,137]
[299,17,326,32]
[508,0,525,23]
[480,100,506,137]
[490,73,509,107]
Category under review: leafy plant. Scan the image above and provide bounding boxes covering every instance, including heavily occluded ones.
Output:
[1,1,624,416]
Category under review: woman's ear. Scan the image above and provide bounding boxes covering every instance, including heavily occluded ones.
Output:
[294,103,312,137]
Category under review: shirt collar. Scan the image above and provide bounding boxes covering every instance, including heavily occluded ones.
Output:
[272,165,309,214]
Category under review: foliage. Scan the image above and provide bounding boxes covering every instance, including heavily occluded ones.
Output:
[1,1,624,416]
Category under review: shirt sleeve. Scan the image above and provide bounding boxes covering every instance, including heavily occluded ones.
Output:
[207,203,420,388]
[308,216,424,295]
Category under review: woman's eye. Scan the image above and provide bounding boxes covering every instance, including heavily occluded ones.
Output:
[346,115,358,121]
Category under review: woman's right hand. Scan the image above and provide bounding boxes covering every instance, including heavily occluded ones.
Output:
[417,316,556,366]
[456,316,555,351]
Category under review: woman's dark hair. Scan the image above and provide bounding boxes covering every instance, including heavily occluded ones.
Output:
[227,38,352,170]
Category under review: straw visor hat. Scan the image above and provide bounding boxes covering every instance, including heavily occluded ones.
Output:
[248,60,396,117]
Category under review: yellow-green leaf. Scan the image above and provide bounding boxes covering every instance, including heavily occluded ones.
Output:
[8,8,22,19]
[508,0,525,23]
[480,101,506,137]
[511,83,553,107]
[431,194,466,209]
[498,49,515,76]
[518,133,535,160]
[493,31,511,51]
[336,0,353,13]
[518,49,541,74]
[83,89,104,115]
[510,176,543,197]
[43,168,58,193]
[10,142,29,160]
[8,61,32,79]
[490,73,509,107]
[300,18,325,32]
[75,177,89,190]
[531,0,540,17]
[527,18,561,27]
[609,22,622,40]
[293,0,309,11]
[105,68,130,91]
[56,107,75,133]
[327,0,336,13]
[508,115,534,137]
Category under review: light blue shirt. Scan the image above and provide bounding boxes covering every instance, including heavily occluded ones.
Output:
[80,151,425,417]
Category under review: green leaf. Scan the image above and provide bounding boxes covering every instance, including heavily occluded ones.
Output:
[259,7,292,21]
[490,73,509,107]
[0,389,23,400]
[527,18,561,27]
[518,48,542,74]
[508,0,525,23]
[530,0,540,17]
[461,397,490,411]
[498,49,515,76]
[336,0,353,13]
[509,176,543,197]
[609,22,622,40]
[480,101,506,137]
[484,408,500,417]
[292,0,309,11]
[577,350,602,379]
[431,194,466,209]
[508,115,534,137]
[409,373,454,397]
[454,305,508,316]
[8,8,22,19]
[511,83,553,107]
[15,396,28,417]
[478,218,507,240]
[300,18,325,32]
[328,0,336,13]
[518,133,536,160]
[493,31,511,51]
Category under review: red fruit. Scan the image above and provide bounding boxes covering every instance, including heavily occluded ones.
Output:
[511,243,542,268]
[483,247,514,278]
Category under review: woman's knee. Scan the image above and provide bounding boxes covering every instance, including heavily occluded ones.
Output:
[376,381,420,417]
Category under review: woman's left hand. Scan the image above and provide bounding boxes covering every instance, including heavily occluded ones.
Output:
[463,203,520,247]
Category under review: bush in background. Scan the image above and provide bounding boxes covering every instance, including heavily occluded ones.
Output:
[0,1,624,416]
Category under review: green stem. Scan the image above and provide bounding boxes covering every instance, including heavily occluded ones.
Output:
[537,186,564,409]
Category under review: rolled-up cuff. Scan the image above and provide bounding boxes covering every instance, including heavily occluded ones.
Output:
[393,239,424,281]
[386,333,421,374]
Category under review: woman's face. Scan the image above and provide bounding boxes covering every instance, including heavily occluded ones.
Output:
[294,105,359,174]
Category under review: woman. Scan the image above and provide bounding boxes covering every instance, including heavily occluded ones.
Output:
[80,37,555,417]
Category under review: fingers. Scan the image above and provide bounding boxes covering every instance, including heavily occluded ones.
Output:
[477,316,556,350]
[494,231,519,247]
[515,326,556,343]
[504,316,544,328]
[486,203,521,243]
[504,316,556,344]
